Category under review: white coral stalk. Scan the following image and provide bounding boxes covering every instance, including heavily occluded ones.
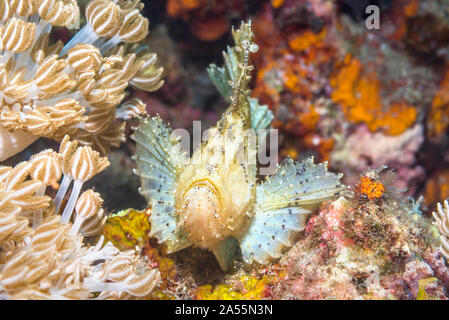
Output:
[433,199,449,260]
[60,146,109,223]
[69,189,103,235]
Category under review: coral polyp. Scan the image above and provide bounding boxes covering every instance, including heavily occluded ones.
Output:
[132,21,347,270]
[0,135,161,299]
[0,0,163,161]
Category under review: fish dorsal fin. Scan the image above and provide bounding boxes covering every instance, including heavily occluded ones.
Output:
[239,157,348,264]
[131,116,192,253]
[249,98,274,131]
[207,20,273,131]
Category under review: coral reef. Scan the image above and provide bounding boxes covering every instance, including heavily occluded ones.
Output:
[330,55,418,136]
[248,0,447,210]
[3,0,449,301]
[271,175,447,300]
[252,2,338,162]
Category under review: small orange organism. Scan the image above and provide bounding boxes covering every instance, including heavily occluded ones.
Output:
[356,176,386,200]
[271,0,284,9]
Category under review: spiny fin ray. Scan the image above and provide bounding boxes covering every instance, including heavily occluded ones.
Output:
[131,116,191,252]
[239,157,347,264]
[207,21,273,130]
[249,98,273,131]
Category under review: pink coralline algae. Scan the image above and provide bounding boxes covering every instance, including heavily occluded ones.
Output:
[332,124,425,193]
[423,249,449,289]
[402,260,443,299]
[272,189,448,300]
[308,0,334,19]
[305,198,348,248]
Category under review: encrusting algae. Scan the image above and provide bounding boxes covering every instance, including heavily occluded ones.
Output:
[250,9,338,164]
[132,21,348,271]
[330,55,417,136]
[193,272,286,300]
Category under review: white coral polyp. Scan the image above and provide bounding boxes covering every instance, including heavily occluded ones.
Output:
[0,0,164,161]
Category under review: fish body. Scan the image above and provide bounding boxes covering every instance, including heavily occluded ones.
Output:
[175,109,257,250]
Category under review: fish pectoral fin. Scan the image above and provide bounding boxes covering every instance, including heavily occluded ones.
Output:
[164,235,193,254]
[131,116,186,185]
[257,157,348,211]
[239,157,347,265]
[131,116,188,249]
[212,237,240,271]
[239,206,310,265]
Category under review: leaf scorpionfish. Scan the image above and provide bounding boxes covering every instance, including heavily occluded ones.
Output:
[132,21,347,270]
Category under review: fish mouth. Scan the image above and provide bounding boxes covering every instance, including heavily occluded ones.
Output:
[182,178,223,206]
